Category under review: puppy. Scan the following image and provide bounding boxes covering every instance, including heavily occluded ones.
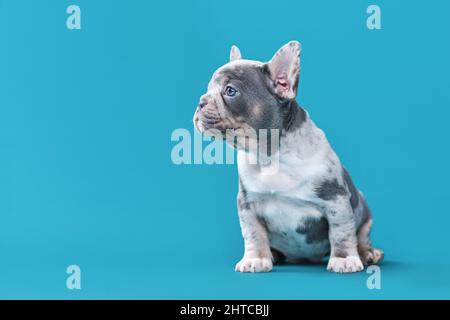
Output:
[193,41,383,273]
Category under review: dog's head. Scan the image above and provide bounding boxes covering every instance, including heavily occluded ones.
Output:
[193,41,301,142]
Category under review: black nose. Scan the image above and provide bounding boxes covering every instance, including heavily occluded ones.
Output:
[199,97,208,109]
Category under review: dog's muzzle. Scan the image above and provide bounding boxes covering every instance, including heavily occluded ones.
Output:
[193,99,224,133]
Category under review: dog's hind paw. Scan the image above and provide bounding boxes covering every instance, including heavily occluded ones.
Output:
[360,248,384,265]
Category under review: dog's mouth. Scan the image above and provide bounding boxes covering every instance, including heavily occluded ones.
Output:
[193,106,258,148]
[193,108,277,155]
[193,107,225,134]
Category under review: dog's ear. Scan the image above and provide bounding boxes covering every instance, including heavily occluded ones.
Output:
[266,41,301,100]
[230,45,242,62]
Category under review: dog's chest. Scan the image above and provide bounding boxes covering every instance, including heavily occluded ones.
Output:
[238,149,326,198]
[238,152,331,259]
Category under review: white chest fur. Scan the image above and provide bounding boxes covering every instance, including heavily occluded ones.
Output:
[237,120,335,200]
[236,120,338,259]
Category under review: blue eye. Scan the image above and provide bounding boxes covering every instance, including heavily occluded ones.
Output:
[224,86,238,97]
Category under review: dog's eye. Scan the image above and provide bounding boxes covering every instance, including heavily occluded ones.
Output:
[224,86,238,97]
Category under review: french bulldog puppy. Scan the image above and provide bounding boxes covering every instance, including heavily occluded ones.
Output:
[193,41,383,273]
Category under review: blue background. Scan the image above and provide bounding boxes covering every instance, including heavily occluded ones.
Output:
[1,0,449,299]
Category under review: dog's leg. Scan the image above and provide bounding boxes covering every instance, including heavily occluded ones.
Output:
[235,211,273,273]
[235,180,273,272]
[235,186,272,273]
[357,218,384,265]
[325,201,364,273]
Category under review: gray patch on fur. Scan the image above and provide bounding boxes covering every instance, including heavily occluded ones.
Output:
[217,65,283,131]
[283,101,307,133]
[296,216,329,244]
[333,248,348,258]
[343,168,359,210]
[237,179,250,211]
[315,179,347,201]
[258,216,268,229]
[359,197,372,226]
[215,64,305,134]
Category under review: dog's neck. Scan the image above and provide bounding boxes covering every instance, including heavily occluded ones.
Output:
[237,100,330,167]
[252,102,329,167]
[282,100,307,134]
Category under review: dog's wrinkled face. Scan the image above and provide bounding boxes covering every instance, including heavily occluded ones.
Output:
[193,41,301,140]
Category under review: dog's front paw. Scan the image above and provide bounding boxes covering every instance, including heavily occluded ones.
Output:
[235,257,273,273]
[327,256,364,273]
